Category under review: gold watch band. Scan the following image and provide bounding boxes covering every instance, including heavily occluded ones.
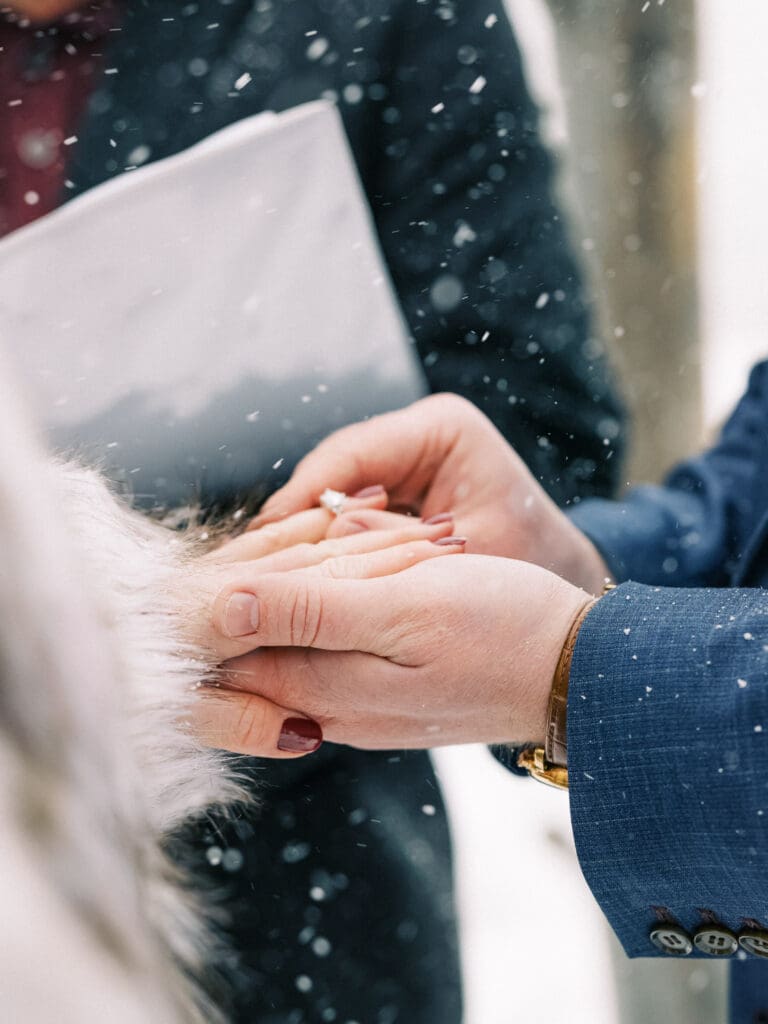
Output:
[517,582,613,789]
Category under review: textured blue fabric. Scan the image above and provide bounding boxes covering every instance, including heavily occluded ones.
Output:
[570,583,768,950]
[569,360,768,588]
[567,360,768,1015]
[731,961,768,1022]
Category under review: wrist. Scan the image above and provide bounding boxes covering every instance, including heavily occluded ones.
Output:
[517,587,598,789]
[558,522,613,596]
[523,582,593,745]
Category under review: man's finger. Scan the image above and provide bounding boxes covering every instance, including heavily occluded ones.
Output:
[192,688,323,758]
[209,571,403,659]
[253,395,466,522]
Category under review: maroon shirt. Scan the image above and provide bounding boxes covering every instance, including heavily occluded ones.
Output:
[0,4,116,237]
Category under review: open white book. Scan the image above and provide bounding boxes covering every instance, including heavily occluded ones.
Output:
[0,101,425,508]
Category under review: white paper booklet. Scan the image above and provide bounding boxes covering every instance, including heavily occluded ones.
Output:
[0,101,425,507]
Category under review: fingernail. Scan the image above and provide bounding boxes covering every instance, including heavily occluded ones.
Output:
[278,717,323,752]
[423,512,453,526]
[224,592,260,637]
[352,484,386,499]
[433,536,467,546]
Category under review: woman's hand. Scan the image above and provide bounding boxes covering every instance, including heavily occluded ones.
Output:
[208,483,389,563]
[253,394,610,595]
[192,550,589,754]
[182,507,465,758]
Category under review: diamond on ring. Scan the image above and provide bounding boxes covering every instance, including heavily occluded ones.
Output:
[319,488,347,516]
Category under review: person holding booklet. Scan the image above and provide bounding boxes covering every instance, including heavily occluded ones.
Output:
[0,0,624,1020]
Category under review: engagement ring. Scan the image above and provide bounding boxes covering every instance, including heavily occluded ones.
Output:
[319,488,347,516]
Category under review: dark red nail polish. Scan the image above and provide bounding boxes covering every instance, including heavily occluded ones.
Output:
[433,536,467,546]
[353,484,386,499]
[423,512,453,525]
[278,718,323,752]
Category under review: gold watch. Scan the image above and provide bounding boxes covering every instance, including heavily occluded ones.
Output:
[517,583,613,789]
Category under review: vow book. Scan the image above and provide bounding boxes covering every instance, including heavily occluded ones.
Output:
[0,101,425,508]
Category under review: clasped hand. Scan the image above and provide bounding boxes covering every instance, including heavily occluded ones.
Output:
[189,395,610,758]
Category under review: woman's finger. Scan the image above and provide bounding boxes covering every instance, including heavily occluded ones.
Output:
[213,487,388,562]
[233,515,457,574]
[193,687,323,758]
[202,649,396,753]
[326,508,452,539]
[211,508,334,563]
[218,650,450,750]
[302,537,466,580]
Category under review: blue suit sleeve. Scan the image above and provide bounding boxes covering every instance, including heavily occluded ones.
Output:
[567,361,768,587]
[568,581,768,956]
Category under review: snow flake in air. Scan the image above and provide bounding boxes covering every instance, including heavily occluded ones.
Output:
[306,36,329,61]
[429,274,463,313]
[452,220,476,247]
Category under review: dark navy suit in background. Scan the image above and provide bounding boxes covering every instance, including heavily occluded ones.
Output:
[569,361,768,1021]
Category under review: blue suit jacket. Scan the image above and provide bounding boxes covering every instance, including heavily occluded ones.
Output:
[568,361,768,1021]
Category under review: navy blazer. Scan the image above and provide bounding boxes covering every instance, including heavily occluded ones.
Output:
[64,0,624,506]
[569,361,768,1021]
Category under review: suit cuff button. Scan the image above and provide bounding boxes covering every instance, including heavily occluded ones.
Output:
[650,926,693,955]
[739,930,768,958]
[693,926,738,956]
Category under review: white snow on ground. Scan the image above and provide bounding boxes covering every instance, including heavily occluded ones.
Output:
[434,746,620,1024]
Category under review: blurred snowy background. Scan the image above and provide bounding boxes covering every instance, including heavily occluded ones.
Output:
[436,2,768,1021]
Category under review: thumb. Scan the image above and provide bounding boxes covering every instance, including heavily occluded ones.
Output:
[193,688,323,758]
[208,571,402,659]
[253,396,454,523]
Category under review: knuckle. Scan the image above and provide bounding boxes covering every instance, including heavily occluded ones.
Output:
[261,649,299,708]
[281,579,324,646]
[320,555,354,580]
[293,542,316,562]
[284,652,324,713]
[320,537,344,558]
[324,518,346,539]
[426,392,473,419]
[257,524,282,547]
[405,540,428,561]
[232,694,273,752]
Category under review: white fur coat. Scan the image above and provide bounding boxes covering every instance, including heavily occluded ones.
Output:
[0,354,245,1023]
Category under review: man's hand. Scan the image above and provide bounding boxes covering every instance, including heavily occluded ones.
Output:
[254,394,610,594]
[192,551,589,754]
[183,507,465,757]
